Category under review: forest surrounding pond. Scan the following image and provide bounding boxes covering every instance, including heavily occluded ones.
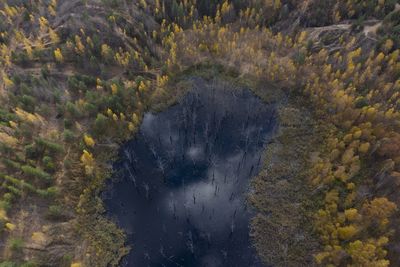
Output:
[1,0,400,266]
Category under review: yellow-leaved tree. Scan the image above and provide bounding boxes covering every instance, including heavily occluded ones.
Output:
[80,150,94,175]
[83,134,95,147]
[54,48,63,63]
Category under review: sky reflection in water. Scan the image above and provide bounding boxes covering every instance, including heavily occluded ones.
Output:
[103,78,276,267]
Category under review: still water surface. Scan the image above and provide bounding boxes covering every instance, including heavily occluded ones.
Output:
[103,78,276,267]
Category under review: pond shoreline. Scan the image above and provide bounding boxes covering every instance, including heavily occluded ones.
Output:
[103,76,277,266]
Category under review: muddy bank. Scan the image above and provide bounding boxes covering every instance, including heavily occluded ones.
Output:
[249,94,321,267]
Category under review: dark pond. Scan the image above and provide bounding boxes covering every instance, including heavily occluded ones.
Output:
[103,78,276,267]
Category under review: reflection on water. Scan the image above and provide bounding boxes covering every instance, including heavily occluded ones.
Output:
[103,78,276,267]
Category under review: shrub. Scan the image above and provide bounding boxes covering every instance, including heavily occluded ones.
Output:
[83,102,97,116]
[68,76,87,93]
[4,175,35,192]
[42,156,55,173]
[11,51,30,66]
[93,113,109,136]
[20,262,37,267]
[355,97,369,108]
[8,237,24,252]
[67,75,96,94]
[35,138,64,154]
[46,205,64,220]
[41,66,50,79]
[5,186,22,196]
[63,129,76,143]
[65,102,81,119]
[21,165,52,181]
[25,144,38,159]
[36,187,58,198]
[0,199,11,211]
[0,261,18,267]
[64,118,73,129]
[20,95,36,113]
[61,254,73,266]
[0,109,18,124]
[3,193,14,202]
[2,159,21,171]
